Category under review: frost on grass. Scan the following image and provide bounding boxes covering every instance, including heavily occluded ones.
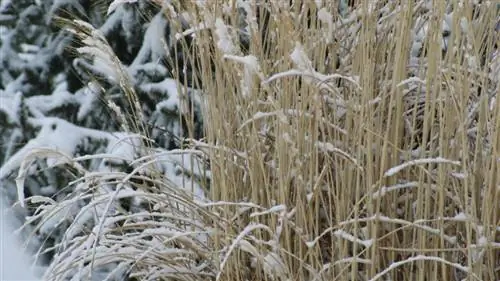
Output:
[214,17,238,55]
[384,157,461,177]
[0,115,210,279]
[0,119,211,280]
[223,54,264,97]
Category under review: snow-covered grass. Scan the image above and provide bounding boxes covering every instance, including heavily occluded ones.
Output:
[1,0,499,280]
[0,115,210,280]
[177,1,499,281]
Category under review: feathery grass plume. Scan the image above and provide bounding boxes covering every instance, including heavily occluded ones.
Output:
[62,17,148,139]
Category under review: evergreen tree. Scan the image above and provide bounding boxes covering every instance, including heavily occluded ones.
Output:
[1,1,207,279]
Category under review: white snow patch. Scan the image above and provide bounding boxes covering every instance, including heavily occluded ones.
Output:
[131,12,169,66]
[317,8,334,43]
[224,54,263,97]
[107,0,138,15]
[334,230,373,248]
[262,252,287,278]
[214,18,237,54]
[0,117,151,207]
[1,197,41,280]
[0,90,22,124]
[453,212,468,221]
[384,157,461,177]
[76,82,101,121]
[139,78,180,111]
[372,181,420,198]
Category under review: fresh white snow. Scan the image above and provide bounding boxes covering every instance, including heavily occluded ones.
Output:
[107,0,138,15]
[1,197,40,280]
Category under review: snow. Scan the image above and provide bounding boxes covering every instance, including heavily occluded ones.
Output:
[214,18,237,55]
[107,0,138,15]
[450,172,467,179]
[333,230,373,248]
[262,252,286,278]
[0,114,209,278]
[410,12,457,58]
[396,77,426,88]
[139,78,179,109]
[217,223,272,281]
[223,54,263,97]
[453,212,468,221]
[76,82,101,121]
[131,11,169,66]
[37,201,72,235]
[0,0,11,11]
[69,20,125,85]
[249,205,286,217]
[368,255,475,281]
[0,118,108,179]
[1,197,41,280]
[263,43,361,93]
[371,181,420,199]
[317,8,334,43]
[99,5,124,36]
[290,42,314,71]
[157,154,206,199]
[76,40,120,83]
[384,157,461,177]
[0,118,112,206]
[25,88,78,116]
[0,117,168,207]
[0,1,497,280]
[0,90,21,124]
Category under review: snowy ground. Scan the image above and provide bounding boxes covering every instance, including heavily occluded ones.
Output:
[1,197,40,281]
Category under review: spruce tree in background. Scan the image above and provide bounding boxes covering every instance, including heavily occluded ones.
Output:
[0,0,205,278]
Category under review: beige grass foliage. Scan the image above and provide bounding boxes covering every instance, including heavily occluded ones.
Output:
[173,1,500,281]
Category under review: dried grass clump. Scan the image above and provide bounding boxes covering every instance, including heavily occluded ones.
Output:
[178,1,499,281]
[22,0,499,280]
